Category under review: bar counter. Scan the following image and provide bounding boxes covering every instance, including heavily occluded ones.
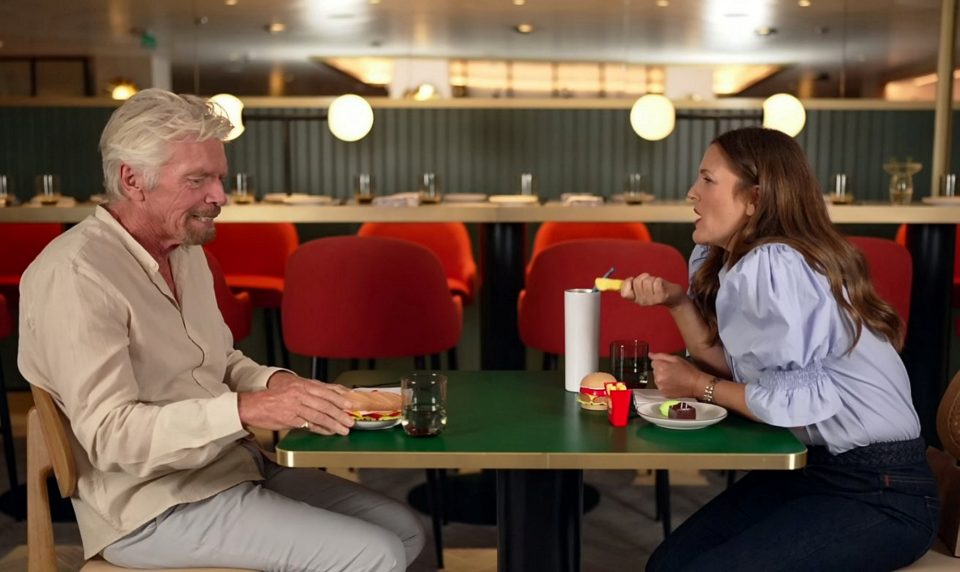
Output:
[2,200,960,224]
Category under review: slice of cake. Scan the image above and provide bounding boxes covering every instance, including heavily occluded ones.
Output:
[668,402,696,420]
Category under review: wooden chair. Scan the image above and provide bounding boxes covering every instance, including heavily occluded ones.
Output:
[26,386,252,572]
[902,368,960,568]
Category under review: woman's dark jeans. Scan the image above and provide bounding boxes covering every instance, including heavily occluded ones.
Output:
[646,438,940,572]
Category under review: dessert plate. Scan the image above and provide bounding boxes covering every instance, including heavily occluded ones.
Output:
[444,193,488,203]
[609,192,656,204]
[263,193,337,205]
[349,387,402,430]
[26,196,77,208]
[489,194,538,205]
[638,401,727,430]
[921,196,960,205]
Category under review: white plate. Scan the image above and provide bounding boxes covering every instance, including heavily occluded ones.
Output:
[355,418,401,430]
[489,194,538,205]
[444,193,488,203]
[283,194,336,205]
[609,192,656,204]
[262,193,337,205]
[638,401,727,430]
[26,196,77,208]
[921,196,960,205]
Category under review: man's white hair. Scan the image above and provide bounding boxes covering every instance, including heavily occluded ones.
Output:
[99,88,233,200]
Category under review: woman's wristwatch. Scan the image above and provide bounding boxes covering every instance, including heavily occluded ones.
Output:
[701,376,719,404]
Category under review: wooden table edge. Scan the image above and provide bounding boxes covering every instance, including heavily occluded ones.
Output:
[274,448,807,471]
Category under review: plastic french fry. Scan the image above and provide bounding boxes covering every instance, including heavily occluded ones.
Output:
[594,277,624,291]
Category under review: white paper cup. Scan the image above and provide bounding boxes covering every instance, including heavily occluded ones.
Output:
[564,288,600,392]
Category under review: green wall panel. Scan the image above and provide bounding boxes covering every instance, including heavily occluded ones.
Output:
[0,105,948,204]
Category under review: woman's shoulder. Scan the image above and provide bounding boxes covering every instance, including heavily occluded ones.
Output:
[722,242,831,305]
[728,242,810,277]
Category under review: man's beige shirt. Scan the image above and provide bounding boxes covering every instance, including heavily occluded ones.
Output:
[18,207,284,558]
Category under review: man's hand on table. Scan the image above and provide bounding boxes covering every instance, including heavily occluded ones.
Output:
[238,372,356,435]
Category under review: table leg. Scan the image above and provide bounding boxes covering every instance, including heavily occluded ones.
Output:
[480,222,526,369]
[496,469,582,572]
[902,223,954,445]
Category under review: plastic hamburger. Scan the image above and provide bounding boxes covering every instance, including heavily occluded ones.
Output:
[578,372,616,410]
[344,390,403,422]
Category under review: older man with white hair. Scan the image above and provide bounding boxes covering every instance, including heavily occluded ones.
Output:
[18,88,424,571]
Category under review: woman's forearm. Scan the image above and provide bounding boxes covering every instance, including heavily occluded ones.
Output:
[668,297,732,377]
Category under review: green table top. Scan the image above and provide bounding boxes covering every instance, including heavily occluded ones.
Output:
[276,370,807,471]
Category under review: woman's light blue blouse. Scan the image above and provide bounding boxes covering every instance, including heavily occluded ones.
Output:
[689,243,920,454]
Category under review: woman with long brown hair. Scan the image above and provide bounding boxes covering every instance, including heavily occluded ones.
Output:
[625,127,938,570]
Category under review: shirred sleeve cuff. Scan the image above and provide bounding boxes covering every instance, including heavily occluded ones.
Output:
[744,360,842,427]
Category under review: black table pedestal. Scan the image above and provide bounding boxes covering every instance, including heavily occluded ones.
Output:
[497,469,583,572]
[480,222,527,370]
[902,224,955,446]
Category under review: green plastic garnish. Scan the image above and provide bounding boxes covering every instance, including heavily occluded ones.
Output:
[659,400,680,417]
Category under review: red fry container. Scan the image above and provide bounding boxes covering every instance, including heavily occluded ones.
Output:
[606,385,631,427]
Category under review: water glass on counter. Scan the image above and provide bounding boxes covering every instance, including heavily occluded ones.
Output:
[419,172,441,204]
[35,174,61,205]
[942,173,957,197]
[0,175,9,206]
[232,173,255,204]
[830,173,853,204]
[401,372,447,437]
[355,173,376,204]
[624,173,647,204]
[610,339,650,389]
[520,173,536,196]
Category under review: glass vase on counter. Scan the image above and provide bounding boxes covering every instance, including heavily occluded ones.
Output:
[883,159,922,205]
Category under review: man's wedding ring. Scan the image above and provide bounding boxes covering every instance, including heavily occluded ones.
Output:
[300,421,310,430]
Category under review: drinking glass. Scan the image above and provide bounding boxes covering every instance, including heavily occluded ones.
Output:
[232,173,255,204]
[520,173,536,196]
[830,173,852,204]
[401,372,447,437]
[943,173,957,197]
[419,173,441,204]
[624,173,647,204]
[610,339,650,389]
[355,173,376,204]
[0,175,9,205]
[35,174,60,205]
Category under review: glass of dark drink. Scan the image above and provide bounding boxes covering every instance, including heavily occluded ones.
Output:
[609,339,650,389]
[401,372,447,437]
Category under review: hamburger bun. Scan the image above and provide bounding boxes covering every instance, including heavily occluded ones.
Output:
[578,372,615,410]
[345,390,403,412]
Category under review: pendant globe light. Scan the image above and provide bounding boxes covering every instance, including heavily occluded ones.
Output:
[761,93,806,136]
[208,93,246,141]
[630,94,676,141]
[327,94,375,142]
